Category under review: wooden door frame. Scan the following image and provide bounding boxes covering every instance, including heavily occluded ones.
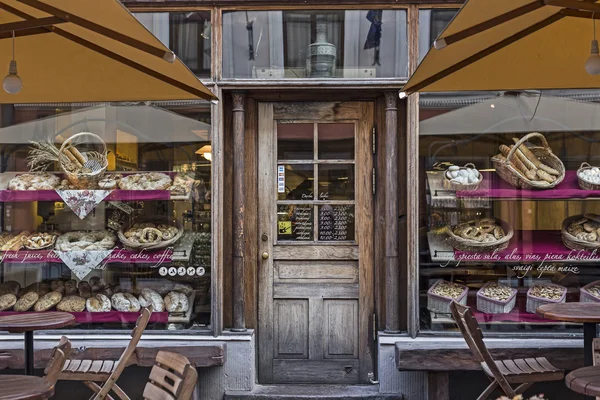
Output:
[257,101,375,383]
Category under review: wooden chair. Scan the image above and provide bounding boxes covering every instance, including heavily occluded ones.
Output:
[450,301,564,400]
[56,306,152,400]
[142,351,197,400]
[45,336,71,386]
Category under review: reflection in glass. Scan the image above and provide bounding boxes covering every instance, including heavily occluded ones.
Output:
[318,205,355,241]
[318,123,354,160]
[277,123,313,160]
[318,164,354,200]
[277,204,314,241]
[278,164,314,201]
[222,10,408,79]
[418,9,458,61]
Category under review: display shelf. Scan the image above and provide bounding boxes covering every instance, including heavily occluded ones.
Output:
[0,310,168,324]
[0,190,174,202]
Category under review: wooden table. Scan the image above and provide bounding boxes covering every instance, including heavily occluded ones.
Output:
[0,375,54,400]
[0,312,75,375]
[536,303,600,367]
[566,366,600,397]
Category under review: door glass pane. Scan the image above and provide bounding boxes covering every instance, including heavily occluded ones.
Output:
[318,164,354,200]
[318,205,355,241]
[278,164,314,200]
[278,123,314,160]
[318,123,354,160]
[278,204,314,241]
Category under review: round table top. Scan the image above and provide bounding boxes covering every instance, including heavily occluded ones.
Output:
[536,302,600,323]
[0,375,54,400]
[566,366,600,396]
[0,312,75,333]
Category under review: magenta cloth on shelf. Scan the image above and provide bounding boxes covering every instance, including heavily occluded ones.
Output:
[0,190,170,202]
[454,230,600,262]
[0,310,168,324]
[0,248,174,265]
[456,170,600,199]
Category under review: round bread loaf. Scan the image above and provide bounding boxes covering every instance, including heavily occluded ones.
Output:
[164,291,189,313]
[0,294,17,311]
[111,293,140,312]
[14,292,39,312]
[50,280,64,291]
[34,291,62,312]
[138,288,165,312]
[86,294,111,312]
[57,295,86,312]
[172,283,193,296]
[89,277,102,287]
[65,286,79,296]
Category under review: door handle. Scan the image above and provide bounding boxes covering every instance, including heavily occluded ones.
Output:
[262,252,269,260]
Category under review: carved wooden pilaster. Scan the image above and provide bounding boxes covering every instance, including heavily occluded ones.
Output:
[232,91,246,332]
[384,91,400,333]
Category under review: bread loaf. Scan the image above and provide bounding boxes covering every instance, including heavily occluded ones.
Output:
[14,292,38,311]
[512,137,560,176]
[0,294,16,311]
[111,293,140,312]
[499,145,536,180]
[138,288,165,312]
[0,281,20,296]
[34,291,62,312]
[164,291,189,313]
[86,294,111,312]
[57,295,86,312]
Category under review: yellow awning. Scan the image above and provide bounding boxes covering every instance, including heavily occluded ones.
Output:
[0,0,216,103]
[403,0,600,94]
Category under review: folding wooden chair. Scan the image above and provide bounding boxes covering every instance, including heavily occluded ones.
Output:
[450,301,564,400]
[141,351,198,400]
[44,336,71,386]
[56,306,152,400]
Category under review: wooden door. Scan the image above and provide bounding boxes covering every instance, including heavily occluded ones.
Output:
[258,102,374,384]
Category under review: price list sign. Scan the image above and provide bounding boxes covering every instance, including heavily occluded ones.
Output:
[318,205,355,241]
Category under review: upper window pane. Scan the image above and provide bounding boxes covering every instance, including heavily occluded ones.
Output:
[223,10,408,79]
[418,9,459,62]
[134,12,212,78]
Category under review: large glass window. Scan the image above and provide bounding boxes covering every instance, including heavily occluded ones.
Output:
[0,102,212,332]
[222,10,408,79]
[134,12,212,78]
[418,89,600,334]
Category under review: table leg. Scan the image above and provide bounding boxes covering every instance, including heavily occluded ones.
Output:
[24,331,34,375]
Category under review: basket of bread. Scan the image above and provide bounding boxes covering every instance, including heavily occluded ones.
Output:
[427,280,468,314]
[118,219,183,251]
[577,163,600,190]
[443,163,482,191]
[444,217,513,253]
[58,132,108,189]
[491,133,564,189]
[562,214,600,251]
[526,283,566,313]
[581,280,600,303]
[476,282,517,314]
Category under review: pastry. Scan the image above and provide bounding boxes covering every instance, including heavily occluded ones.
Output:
[431,281,466,300]
[34,291,62,312]
[50,280,65,292]
[25,232,58,250]
[111,293,141,312]
[118,172,172,190]
[88,277,102,287]
[8,173,60,190]
[0,294,16,311]
[451,218,505,242]
[123,222,179,245]
[14,292,39,311]
[1,232,30,251]
[172,283,193,296]
[55,231,116,251]
[0,281,20,296]
[499,145,537,181]
[512,137,560,176]
[86,294,111,312]
[138,288,165,312]
[164,291,189,313]
[57,295,86,312]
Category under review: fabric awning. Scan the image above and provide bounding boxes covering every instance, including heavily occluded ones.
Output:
[0,0,215,103]
[403,0,600,94]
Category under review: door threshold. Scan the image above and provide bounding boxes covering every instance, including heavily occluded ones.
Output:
[225,384,404,400]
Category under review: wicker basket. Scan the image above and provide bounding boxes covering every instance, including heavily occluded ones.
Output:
[525,283,566,313]
[427,280,468,314]
[444,218,514,253]
[581,280,600,303]
[442,163,483,191]
[491,132,565,190]
[58,132,108,189]
[561,215,600,251]
[118,219,183,251]
[476,282,517,314]
[577,162,600,190]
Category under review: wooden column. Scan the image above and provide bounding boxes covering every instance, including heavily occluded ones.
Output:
[232,91,246,332]
[384,91,400,333]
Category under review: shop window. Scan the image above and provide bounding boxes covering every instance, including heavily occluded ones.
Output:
[418,9,459,61]
[222,9,408,79]
[418,89,600,334]
[0,103,212,332]
[134,12,211,78]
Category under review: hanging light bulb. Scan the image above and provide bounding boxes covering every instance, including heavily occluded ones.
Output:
[3,31,21,94]
[586,14,600,75]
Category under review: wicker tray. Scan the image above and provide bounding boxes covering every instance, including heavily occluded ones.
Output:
[577,162,600,190]
[118,219,183,251]
[444,218,513,253]
[476,282,517,314]
[23,233,58,251]
[581,280,600,303]
[561,215,600,251]
[525,283,566,314]
[491,132,565,190]
[442,163,482,191]
[427,279,468,314]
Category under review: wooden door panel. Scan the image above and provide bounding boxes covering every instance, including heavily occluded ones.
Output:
[272,245,359,260]
[324,299,359,358]
[273,300,309,359]
[273,283,359,298]
[274,261,358,283]
[272,359,360,384]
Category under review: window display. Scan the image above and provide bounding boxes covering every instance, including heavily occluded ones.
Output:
[419,91,600,333]
[0,104,212,331]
